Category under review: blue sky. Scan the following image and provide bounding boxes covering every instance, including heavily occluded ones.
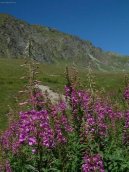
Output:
[0,0,129,55]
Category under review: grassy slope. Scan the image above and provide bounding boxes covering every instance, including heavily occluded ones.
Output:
[0,58,127,130]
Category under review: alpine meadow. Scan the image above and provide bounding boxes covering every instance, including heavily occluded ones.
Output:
[0,5,129,171]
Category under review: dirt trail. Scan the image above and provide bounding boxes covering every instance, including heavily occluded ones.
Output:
[38,85,65,103]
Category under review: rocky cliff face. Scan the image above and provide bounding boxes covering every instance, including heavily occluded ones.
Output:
[0,13,129,71]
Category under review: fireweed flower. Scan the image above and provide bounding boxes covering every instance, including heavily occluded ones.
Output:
[123,111,129,145]
[0,84,127,171]
[84,114,96,136]
[64,85,72,97]
[94,102,123,136]
[0,99,73,155]
[32,148,36,154]
[0,122,20,154]
[65,85,90,108]
[28,137,37,146]
[19,110,54,148]
[82,154,105,172]
[94,102,108,137]
[51,101,73,144]
[0,110,55,155]
[66,87,90,123]
[124,87,129,100]
[30,90,45,108]
[81,102,108,141]
[116,111,124,119]
[5,160,12,172]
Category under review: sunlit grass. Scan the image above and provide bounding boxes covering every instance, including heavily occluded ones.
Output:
[0,58,127,130]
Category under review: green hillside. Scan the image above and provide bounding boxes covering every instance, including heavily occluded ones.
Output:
[0,13,129,71]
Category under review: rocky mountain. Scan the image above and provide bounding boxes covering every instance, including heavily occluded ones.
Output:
[0,13,129,71]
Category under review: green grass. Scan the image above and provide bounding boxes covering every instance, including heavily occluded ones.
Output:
[0,58,127,130]
[0,59,26,129]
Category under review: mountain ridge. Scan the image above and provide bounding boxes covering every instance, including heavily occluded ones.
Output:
[0,13,129,71]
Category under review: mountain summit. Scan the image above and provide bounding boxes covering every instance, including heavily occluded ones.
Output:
[0,13,129,71]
